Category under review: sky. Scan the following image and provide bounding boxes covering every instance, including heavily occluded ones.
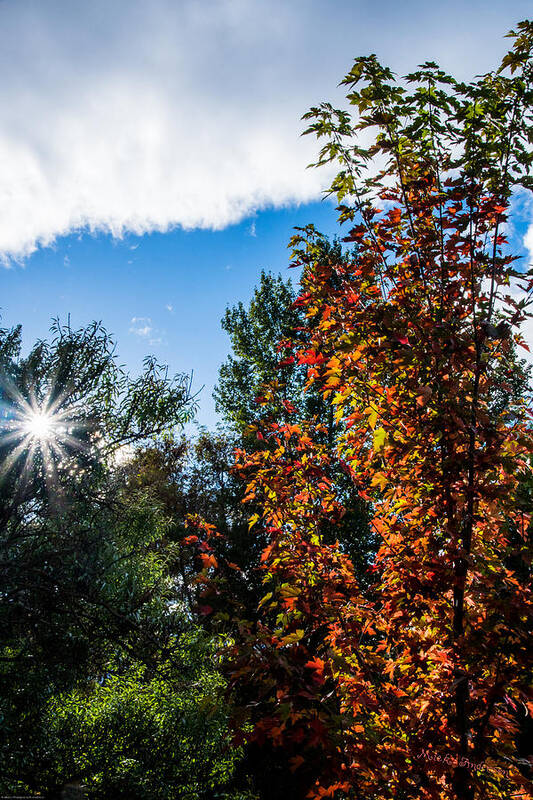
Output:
[1,0,532,428]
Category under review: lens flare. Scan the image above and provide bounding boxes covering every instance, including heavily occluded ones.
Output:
[0,378,86,487]
[23,410,56,441]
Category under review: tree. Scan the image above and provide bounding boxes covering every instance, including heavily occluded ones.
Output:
[215,268,374,578]
[218,21,533,800]
[215,271,304,432]
[0,319,230,796]
[39,631,254,800]
[123,428,267,620]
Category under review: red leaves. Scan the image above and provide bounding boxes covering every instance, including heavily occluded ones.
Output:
[298,349,326,366]
[282,399,297,414]
[214,62,533,800]
[395,334,410,346]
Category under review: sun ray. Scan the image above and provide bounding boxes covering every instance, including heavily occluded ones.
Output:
[0,374,87,486]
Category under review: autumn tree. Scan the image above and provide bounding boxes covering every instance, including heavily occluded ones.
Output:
[209,21,533,800]
[216,267,373,577]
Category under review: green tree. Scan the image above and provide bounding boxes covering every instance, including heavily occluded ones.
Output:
[215,270,305,432]
[0,319,250,797]
[41,632,254,800]
[124,429,265,619]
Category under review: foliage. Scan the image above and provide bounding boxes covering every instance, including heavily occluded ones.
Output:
[215,271,304,432]
[123,429,266,619]
[42,632,253,800]
[215,269,374,578]
[0,320,217,795]
[214,21,533,800]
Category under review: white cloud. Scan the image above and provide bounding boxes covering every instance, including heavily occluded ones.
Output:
[129,316,167,346]
[129,316,153,337]
[0,0,530,262]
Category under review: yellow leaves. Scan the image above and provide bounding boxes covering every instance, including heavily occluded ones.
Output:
[371,472,388,491]
[248,513,260,529]
[364,406,379,429]
[258,591,273,609]
[332,391,348,406]
[279,583,301,599]
[279,629,304,646]
[373,427,387,452]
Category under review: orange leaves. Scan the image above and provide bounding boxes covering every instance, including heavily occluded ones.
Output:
[370,472,388,491]
[388,206,402,225]
[221,109,533,800]
[199,553,218,569]
[289,755,305,772]
[312,782,352,798]
[305,657,326,674]
[260,543,275,563]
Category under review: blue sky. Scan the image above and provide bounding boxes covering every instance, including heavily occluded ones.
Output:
[1,199,341,427]
[1,0,532,428]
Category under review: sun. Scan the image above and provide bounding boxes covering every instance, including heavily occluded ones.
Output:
[0,377,87,486]
[23,410,56,441]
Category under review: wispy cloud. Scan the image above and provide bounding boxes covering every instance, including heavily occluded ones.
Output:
[129,316,167,347]
[129,317,153,338]
[0,0,528,262]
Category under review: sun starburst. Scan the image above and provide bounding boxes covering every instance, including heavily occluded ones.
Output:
[23,410,57,441]
[0,377,86,487]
